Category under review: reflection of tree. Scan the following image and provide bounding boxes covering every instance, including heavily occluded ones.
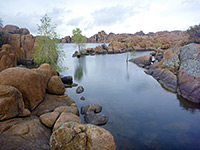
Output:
[177,94,200,113]
[74,57,87,81]
[74,67,83,81]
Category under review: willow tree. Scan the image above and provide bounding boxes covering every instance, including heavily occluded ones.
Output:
[72,28,87,51]
[33,14,63,71]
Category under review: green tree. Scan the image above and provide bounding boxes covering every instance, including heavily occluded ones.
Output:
[0,18,3,27]
[33,14,64,71]
[72,28,87,51]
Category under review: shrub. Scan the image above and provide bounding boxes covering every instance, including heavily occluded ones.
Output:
[187,23,200,43]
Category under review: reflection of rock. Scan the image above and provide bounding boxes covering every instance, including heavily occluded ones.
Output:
[81,104,108,125]
[50,122,115,150]
[177,95,200,112]
[76,86,84,94]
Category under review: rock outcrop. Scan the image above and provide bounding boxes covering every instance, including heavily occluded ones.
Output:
[0,117,51,150]
[129,55,152,68]
[0,64,116,149]
[0,25,36,71]
[131,43,200,103]
[0,85,29,121]
[50,122,115,150]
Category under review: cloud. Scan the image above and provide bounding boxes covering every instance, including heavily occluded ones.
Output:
[91,5,136,26]
[67,16,84,26]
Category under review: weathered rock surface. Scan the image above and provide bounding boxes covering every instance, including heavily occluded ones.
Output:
[47,76,65,95]
[0,116,51,150]
[32,94,75,116]
[54,105,79,115]
[40,112,60,128]
[129,55,152,67]
[53,112,81,131]
[0,85,26,120]
[50,122,115,150]
[38,63,58,76]
[0,25,35,71]
[177,44,200,103]
[0,67,46,110]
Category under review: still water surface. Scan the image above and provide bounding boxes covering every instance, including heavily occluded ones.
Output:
[61,43,200,150]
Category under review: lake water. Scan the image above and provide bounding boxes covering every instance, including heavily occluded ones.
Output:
[60,43,200,150]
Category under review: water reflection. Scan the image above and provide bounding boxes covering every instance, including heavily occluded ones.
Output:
[177,95,200,113]
[74,56,87,81]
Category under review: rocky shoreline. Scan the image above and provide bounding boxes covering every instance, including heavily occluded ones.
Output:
[129,43,200,103]
[0,64,115,150]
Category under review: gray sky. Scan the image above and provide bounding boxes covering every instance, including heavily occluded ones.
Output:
[0,0,200,38]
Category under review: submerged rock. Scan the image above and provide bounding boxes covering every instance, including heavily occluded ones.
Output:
[81,104,108,125]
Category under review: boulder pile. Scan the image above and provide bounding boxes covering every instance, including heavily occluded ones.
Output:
[0,64,115,150]
[130,43,200,103]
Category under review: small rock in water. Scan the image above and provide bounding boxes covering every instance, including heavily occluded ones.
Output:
[64,83,78,88]
[61,76,73,84]
[80,96,85,100]
[81,104,108,125]
[76,86,84,94]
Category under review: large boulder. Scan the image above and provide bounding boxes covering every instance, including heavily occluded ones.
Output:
[50,122,115,150]
[40,112,60,128]
[47,76,65,95]
[53,112,81,131]
[129,55,152,67]
[3,25,20,34]
[38,63,58,76]
[0,50,15,71]
[177,44,200,103]
[0,85,29,121]
[0,117,51,150]
[0,67,46,110]
[147,67,177,92]
[21,34,35,59]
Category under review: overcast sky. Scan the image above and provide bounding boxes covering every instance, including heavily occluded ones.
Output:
[1,0,200,38]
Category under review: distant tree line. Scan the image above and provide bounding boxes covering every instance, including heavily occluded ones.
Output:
[0,18,3,47]
[187,23,200,44]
